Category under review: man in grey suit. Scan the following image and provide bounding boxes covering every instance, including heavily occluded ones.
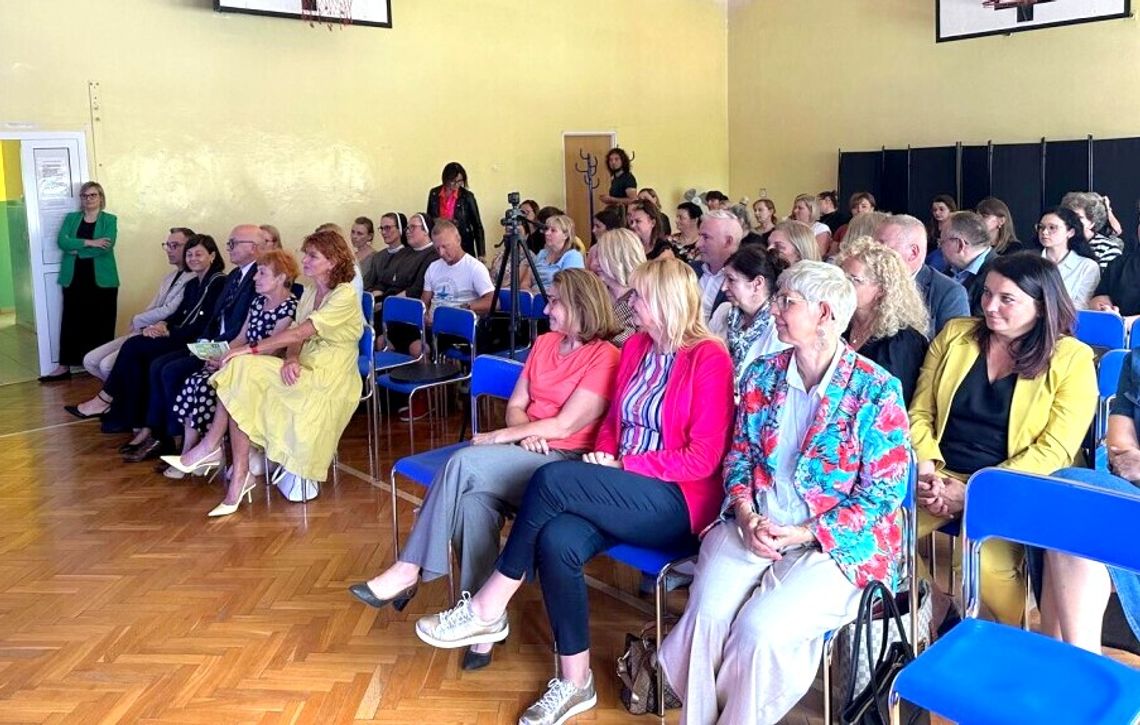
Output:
[875,214,970,338]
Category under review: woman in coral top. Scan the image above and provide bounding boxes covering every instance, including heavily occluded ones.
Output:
[414,258,735,725]
[348,269,620,669]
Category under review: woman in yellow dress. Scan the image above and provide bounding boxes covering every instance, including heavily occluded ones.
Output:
[166,230,363,517]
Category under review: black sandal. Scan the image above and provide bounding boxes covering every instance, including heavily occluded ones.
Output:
[65,392,113,420]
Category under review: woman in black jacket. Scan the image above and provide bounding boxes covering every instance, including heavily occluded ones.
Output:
[65,235,227,447]
[426,162,485,257]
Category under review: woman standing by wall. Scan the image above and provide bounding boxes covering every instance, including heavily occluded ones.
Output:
[426,162,485,257]
[41,181,119,382]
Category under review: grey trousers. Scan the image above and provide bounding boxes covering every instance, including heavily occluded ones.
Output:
[658,522,862,725]
[83,334,131,381]
[399,443,576,593]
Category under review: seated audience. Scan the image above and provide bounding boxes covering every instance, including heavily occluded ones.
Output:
[519,199,540,237]
[672,202,703,262]
[928,194,957,249]
[708,244,788,387]
[350,216,375,264]
[427,161,485,257]
[532,214,585,292]
[910,253,1096,625]
[66,234,227,425]
[833,191,878,246]
[1036,206,1100,310]
[414,258,734,725]
[638,188,671,236]
[767,220,821,265]
[1090,224,1140,328]
[316,222,365,297]
[875,214,969,337]
[835,236,930,404]
[590,206,624,245]
[790,193,832,258]
[82,227,193,381]
[166,250,299,478]
[169,230,364,516]
[525,206,565,255]
[1063,191,1121,270]
[257,224,282,253]
[628,199,676,260]
[659,260,910,724]
[348,269,620,671]
[976,196,1022,256]
[705,190,729,210]
[751,197,777,245]
[413,220,495,357]
[939,210,995,314]
[695,209,744,320]
[1044,349,1140,653]
[817,190,847,233]
[588,228,646,347]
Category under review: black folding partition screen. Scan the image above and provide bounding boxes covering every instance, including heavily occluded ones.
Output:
[837,134,1138,244]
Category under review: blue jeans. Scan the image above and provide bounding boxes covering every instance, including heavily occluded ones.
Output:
[497,460,695,655]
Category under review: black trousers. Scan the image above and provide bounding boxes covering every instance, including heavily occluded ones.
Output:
[59,259,117,366]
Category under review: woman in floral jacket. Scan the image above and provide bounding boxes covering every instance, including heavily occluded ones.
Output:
[658,260,911,725]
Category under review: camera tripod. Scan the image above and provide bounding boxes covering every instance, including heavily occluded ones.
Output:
[489,192,549,360]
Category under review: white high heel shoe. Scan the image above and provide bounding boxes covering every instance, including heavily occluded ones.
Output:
[160,447,222,476]
[207,474,257,518]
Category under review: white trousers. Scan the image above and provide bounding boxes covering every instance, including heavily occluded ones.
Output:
[82,334,131,381]
[658,522,862,725]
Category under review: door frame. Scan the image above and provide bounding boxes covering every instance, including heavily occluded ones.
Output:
[0,130,92,374]
[562,131,617,208]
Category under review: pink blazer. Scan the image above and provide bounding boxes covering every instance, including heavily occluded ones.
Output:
[594,332,735,533]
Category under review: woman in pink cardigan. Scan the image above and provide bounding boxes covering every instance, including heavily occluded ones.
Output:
[414,257,735,724]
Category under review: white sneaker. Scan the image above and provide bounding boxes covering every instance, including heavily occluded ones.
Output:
[518,672,597,725]
[415,592,509,649]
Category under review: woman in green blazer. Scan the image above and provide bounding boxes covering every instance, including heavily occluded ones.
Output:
[40,181,120,382]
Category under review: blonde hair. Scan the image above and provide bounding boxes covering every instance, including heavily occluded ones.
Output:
[258,224,282,248]
[772,220,821,262]
[552,268,619,342]
[546,214,585,254]
[793,194,821,223]
[834,235,929,340]
[844,211,889,242]
[595,228,646,287]
[629,257,719,353]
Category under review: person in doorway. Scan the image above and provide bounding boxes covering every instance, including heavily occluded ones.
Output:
[41,181,119,382]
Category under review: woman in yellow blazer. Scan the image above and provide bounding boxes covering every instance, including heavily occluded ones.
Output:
[40,181,120,382]
[909,253,1096,626]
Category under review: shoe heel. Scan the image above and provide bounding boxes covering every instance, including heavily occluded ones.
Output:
[393,595,412,612]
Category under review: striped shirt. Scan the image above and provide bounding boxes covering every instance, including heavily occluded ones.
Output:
[618,350,675,456]
[1089,234,1124,271]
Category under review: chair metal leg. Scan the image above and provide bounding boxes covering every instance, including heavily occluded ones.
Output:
[889,692,901,725]
[655,569,666,723]
[390,468,400,559]
[822,639,833,725]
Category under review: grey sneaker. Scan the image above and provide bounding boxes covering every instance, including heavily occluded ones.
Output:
[415,591,509,649]
[518,672,597,725]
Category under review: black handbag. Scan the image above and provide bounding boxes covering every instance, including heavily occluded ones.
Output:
[841,580,921,725]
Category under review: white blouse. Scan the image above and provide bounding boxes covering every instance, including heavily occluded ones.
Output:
[1044,249,1100,310]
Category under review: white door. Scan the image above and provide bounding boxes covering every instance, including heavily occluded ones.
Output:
[18,136,89,375]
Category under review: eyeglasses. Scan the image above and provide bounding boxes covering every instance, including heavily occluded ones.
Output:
[226,238,256,250]
[1036,223,1064,233]
[80,192,101,199]
[772,293,810,311]
[161,241,183,250]
[379,225,398,232]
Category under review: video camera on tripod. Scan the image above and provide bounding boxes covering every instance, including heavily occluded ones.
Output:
[489,192,548,360]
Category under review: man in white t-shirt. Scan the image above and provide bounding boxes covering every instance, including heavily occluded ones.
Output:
[416,219,494,357]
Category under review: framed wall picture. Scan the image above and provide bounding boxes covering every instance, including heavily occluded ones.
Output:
[937,0,1130,42]
[215,0,392,29]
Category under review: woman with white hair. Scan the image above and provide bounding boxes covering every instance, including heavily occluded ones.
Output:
[414,258,735,725]
[658,260,911,724]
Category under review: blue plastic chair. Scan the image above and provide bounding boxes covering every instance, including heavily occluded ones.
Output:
[1096,349,1128,440]
[489,289,535,362]
[388,355,525,596]
[373,297,426,373]
[1075,309,1127,350]
[890,468,1140,724]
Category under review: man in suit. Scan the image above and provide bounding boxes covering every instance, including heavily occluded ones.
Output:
[938,211,996,316]
[123,224,261,459]
[875,214,970,338]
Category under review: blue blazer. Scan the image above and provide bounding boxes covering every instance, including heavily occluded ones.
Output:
[204,267,257,343]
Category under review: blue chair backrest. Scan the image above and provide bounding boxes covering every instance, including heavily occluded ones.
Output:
[496,289,532,318]
[1074,309,1127,350]
[384,296,425,329]
[358,325,375,376]
[471,355,524,400]
[530,294,549,320]
[964,468,1140,575]
[360,292,375,322]
[433,306,477,344]
[1099,349,1128,398]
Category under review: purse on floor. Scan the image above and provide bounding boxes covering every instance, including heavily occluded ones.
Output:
[839,580,921,725]
[616,624,681,715]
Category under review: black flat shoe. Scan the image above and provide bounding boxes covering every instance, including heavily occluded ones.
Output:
[461,645,494,671]
[347,582,418,612]
[123,437,162,463]
[38,371,72,383]
[118,441,141,455]
[64,404,107,420]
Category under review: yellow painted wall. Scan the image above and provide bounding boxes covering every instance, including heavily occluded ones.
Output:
[0,0,729,328]
[0,141,22,201]
[728,0,1140,210]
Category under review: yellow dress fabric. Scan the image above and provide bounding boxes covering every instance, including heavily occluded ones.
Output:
[212,283,363,481]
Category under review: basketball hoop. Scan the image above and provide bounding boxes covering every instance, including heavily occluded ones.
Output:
[300,0,353,30]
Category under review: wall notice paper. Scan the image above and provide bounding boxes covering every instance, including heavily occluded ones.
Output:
[187,341,230,361]
[33,147,76,267]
